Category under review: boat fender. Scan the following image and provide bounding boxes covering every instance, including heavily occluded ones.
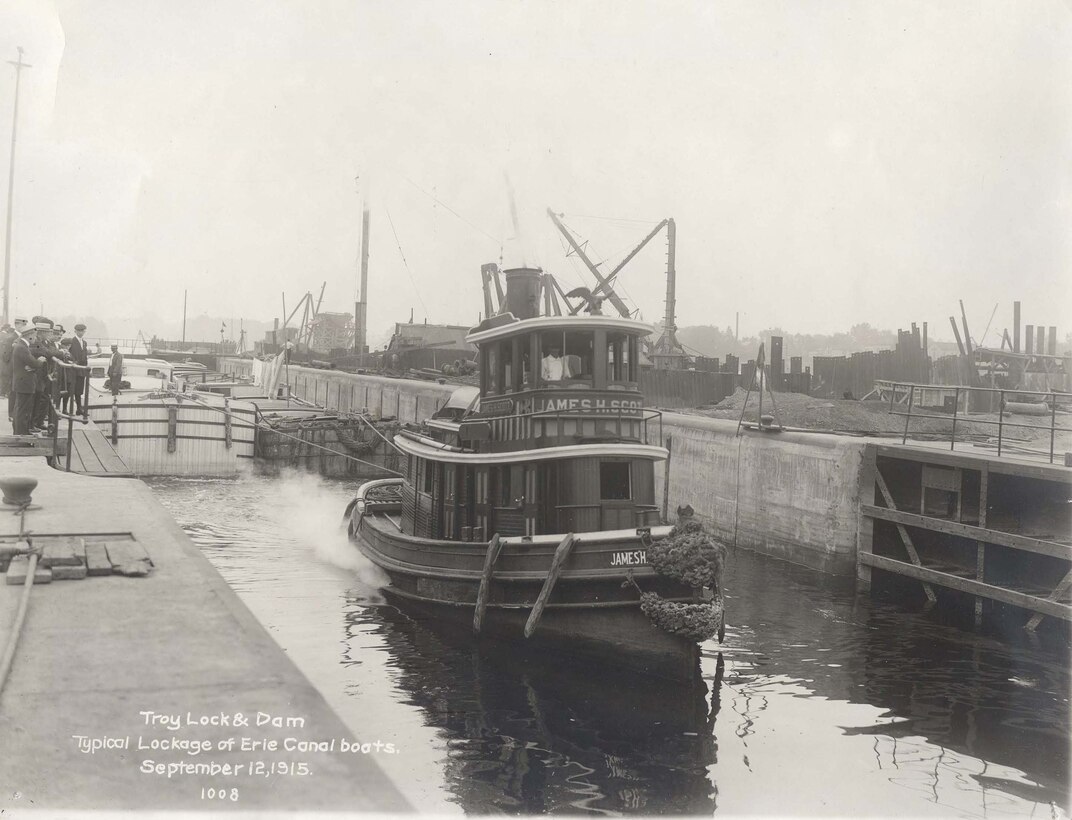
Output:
[342,497,358,521]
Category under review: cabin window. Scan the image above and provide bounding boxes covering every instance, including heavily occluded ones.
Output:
[498,339,513,393]
[495,466,511,507]
[607,333,628,382]
[493,465,524,507]
[600,461,631,500]
[539,331,593,384]
[423,460,434,495]
[485,344,500,393]
[519,334,534,388]
[564,331,592,379]
[90,367,105,378]
[539,333,566,383]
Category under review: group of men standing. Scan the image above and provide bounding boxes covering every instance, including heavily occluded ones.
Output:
[0,317,91,435]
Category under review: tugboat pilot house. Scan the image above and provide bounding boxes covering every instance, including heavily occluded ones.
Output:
[395,266,665,541]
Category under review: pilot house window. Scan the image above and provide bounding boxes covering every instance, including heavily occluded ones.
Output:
[600,461,631,500]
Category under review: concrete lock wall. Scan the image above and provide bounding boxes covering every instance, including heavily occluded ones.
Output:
[656,414,868,576]
[218,359,457,423]
[219,359,867,575]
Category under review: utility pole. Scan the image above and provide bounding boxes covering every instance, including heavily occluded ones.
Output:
[182,290,187,343]
[3,48,31,326]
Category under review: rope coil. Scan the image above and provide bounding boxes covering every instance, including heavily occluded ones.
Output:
[627,516,727,644]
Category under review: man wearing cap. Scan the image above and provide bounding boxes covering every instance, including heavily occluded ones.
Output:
[4,319,27,421]
[69,323,89,415]
[107,344,124,396]
[30,319,56,432]
[11,324,45,435]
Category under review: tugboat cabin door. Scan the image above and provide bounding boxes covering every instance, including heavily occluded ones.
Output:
[599,460,633,529]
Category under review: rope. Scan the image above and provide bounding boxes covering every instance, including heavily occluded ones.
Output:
[404,177,502,245]
[355,413,404,455]
[182,393,404,477]
[385,206,429,317]
[0,506,37,698]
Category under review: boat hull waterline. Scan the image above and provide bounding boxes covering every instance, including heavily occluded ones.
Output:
[347,478,706,681]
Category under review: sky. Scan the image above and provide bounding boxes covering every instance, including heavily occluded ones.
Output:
[0,0,1070,348]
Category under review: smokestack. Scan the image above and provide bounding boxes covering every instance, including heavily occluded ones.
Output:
[503,267,542,320]
[1036,326,1045,357]
[355,203,371,354]
[1013,301,1021,353]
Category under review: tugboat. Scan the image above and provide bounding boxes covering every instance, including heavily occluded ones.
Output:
[346,267,725,680]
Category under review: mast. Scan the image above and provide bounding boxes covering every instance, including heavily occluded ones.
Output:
[3,48,31,325]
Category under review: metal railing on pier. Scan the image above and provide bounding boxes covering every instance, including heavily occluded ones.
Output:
[885,381,1072,464]
[45,360,92,473]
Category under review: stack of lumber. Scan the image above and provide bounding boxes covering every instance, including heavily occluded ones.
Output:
[5,536,153,585]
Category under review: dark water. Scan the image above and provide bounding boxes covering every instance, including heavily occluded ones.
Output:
[149,471,1070,816]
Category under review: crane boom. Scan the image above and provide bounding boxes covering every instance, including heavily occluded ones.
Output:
[546,208,632,318]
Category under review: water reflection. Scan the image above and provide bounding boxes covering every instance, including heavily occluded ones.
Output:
[344,602,725,815]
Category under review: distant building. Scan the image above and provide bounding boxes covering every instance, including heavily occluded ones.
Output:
[254,326,299,357]
[387,322,476,354]
[384,321,477,371]
[310,312,354,353]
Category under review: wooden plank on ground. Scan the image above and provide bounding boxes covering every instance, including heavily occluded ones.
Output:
[6,555,52,585]
[52,563,88,580]
[38,536,84,567]
[861,505,1072,560]
[860,552,1072,621]
[105,540,153,576]
[84,542,113,576]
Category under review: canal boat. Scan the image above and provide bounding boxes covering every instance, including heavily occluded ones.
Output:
[347,267,725,680]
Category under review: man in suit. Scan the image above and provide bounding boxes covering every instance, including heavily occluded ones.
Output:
[108,344,124,396]
[68,323,89,415]
[3,318,27,421]
[11,325,44,435]
[0,324,14,404]
[30,319,56,432]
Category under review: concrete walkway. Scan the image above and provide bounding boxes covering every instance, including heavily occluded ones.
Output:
[0,418,409,812]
